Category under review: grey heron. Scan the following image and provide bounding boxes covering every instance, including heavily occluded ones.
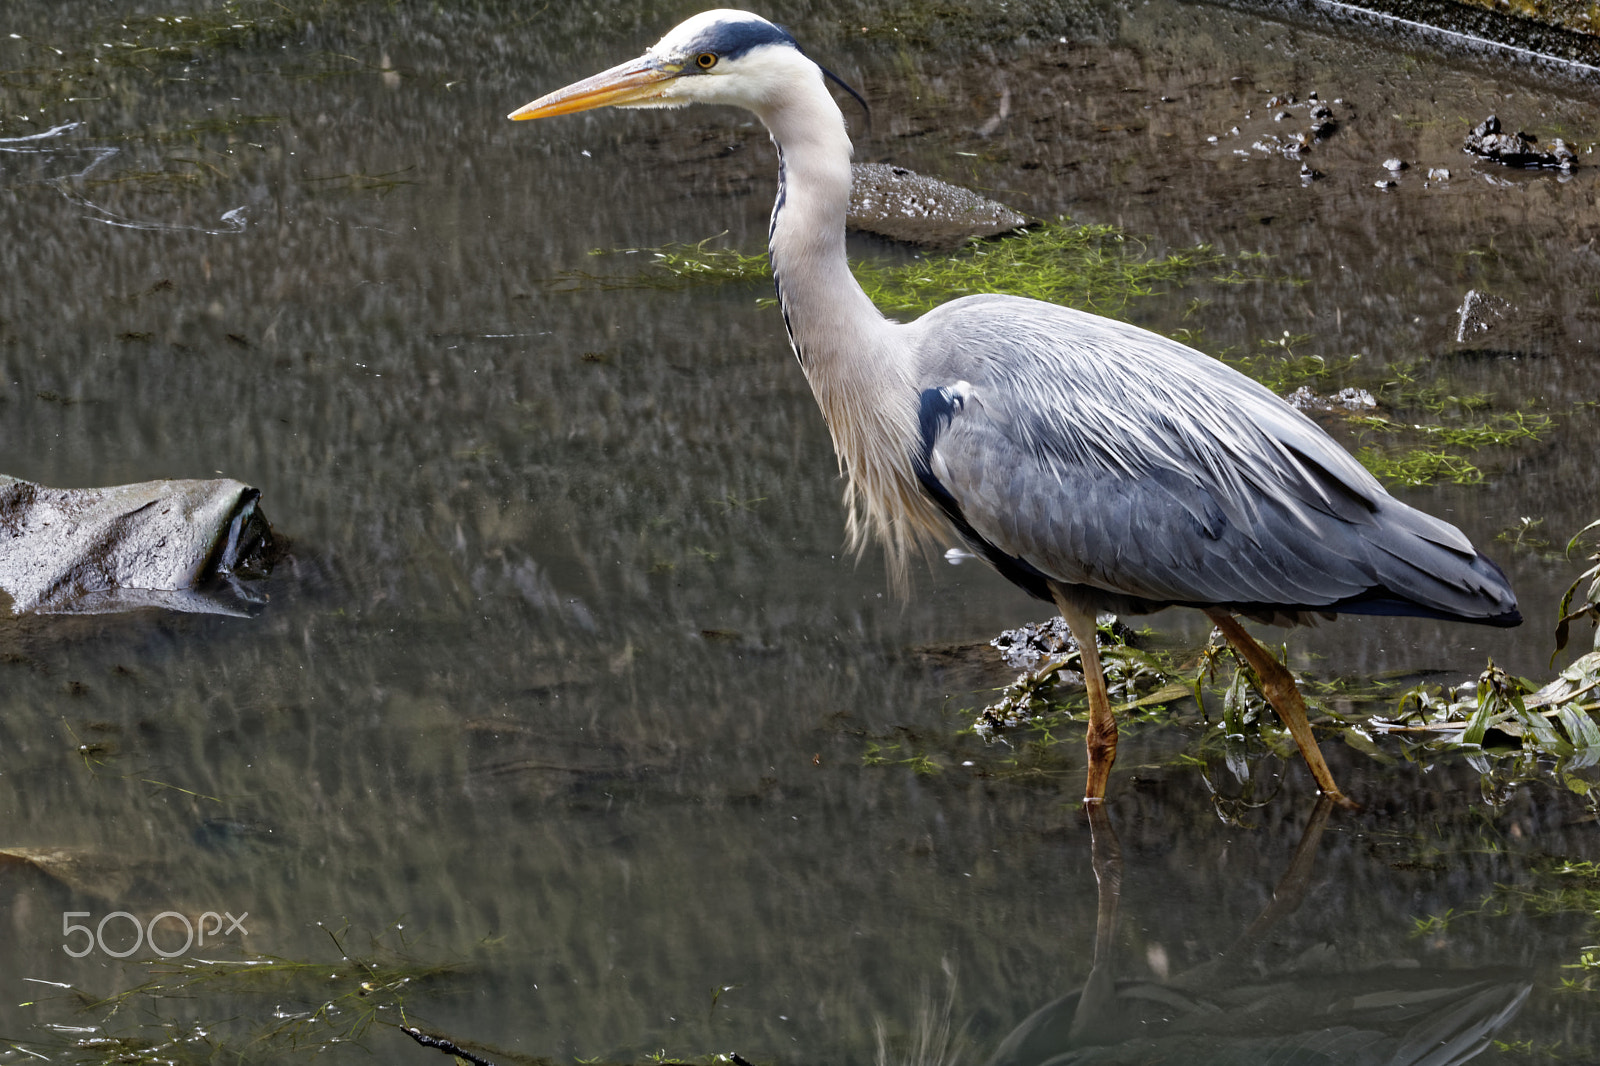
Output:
[510,10,1521,807]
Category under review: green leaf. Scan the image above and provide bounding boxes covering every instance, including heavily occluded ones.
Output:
[1461,698,1499,747]
[1556,707,1600,769]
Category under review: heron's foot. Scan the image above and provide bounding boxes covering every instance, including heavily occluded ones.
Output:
[1203,609,1356,806]
[1083,719,1118,801]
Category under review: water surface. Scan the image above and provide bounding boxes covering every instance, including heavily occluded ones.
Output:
[2,0,1598,1062]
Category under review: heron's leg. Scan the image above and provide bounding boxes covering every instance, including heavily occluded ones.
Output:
[1203,610,1358,810]
[1054,596,1117,804]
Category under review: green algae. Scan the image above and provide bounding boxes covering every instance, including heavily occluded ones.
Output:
[1356,446,1488,486]
[576,220,1225,318]
[853,223,1224,317]
[1349,410,1551,486]
[0,0,383,140]
[13,923,468,1064]
[578,227,1549,489]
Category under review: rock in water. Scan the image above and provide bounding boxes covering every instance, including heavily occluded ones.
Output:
[0,476,274,616]
[1464,115,1576,169]
[848,163,1030,247]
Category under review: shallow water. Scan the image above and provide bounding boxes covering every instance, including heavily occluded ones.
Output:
[2,0,1599,1062]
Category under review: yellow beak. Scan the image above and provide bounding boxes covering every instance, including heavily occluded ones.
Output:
[507,58,680,121]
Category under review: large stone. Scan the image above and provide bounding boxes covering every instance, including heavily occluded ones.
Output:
[0,476,274,616]
[849,163,1030,247]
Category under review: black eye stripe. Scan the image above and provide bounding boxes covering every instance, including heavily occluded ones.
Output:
[681,18,798,63]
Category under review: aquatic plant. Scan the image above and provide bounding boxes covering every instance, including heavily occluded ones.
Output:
[1355,447,1486,487]
[1226,339,1549,489]
[1380,661,1600,764]
[1412,855,1600,1013]
[11,923,466,1063]
[575,232,1549,490]
[0,0,399,141]
[1221,345,1361,395]
[852,223,1223,317]
[1347,522,1600,801]
[1555,518,1600,657]
[1346,410,1552,486]
[572,221,1225,318]
[919,518,1600,808]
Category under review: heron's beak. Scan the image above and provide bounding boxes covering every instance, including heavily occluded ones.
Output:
[508,57,681,121]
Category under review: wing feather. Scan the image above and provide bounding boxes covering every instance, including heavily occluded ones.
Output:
[909,295,1518,624]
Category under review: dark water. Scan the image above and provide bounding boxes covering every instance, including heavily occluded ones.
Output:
[2,0,1598,1062]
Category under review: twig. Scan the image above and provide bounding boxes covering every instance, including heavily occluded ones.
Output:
[400,1026,498,1066]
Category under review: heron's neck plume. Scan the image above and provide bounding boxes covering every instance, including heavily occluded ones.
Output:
[753,65,941,591]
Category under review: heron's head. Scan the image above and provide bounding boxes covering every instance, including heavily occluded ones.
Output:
[508,10,820,121]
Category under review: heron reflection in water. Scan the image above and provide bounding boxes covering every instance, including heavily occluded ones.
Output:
[984,805,1531,1066]
[509,10,1520,806]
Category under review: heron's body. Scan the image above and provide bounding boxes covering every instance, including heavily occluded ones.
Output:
[512,10,1520,804]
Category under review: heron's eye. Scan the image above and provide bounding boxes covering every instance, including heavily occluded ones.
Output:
[695,52,718,70]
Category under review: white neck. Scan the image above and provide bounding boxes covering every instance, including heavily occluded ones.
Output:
[754,79,884,367]
[749,62,943,587]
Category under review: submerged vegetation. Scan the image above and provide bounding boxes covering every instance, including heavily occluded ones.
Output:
[12,924,468,1064]
[1412,854,1600,1010]
[874,521,1600,817]
[1224,339,1550,487]
[0,0,364,137]
[1352,410,1550,487]
[853,223,1225,317]
[879,622,1600,816]
[573,224,1549,489]
[572,221,1227,318]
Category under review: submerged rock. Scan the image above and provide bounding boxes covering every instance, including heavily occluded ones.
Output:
[1286,386,1378,412]
[991,615,1079,671]
[1446,288,1567,358]
[1221,92,1341,167]
[0,475,275,616]
[1456,288,1514,343]
[848,162,1030,247]
[1464,114,1577,169]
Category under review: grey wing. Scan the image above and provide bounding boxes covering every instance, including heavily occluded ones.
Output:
[910,297,1519,624]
